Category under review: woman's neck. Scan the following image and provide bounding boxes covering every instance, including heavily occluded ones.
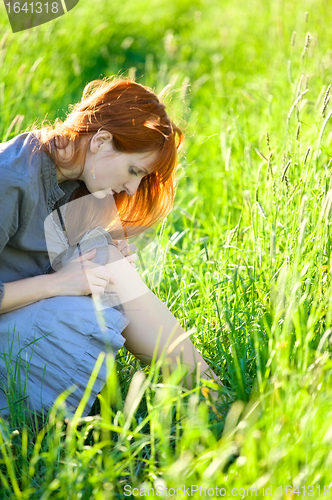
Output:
[53,137,82,183]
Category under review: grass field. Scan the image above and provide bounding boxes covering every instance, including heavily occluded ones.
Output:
[1,0,332,497]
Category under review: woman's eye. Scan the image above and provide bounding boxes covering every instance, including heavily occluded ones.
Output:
[130,168,138,176]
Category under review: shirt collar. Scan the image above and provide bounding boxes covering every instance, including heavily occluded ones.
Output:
[39,140,80,214]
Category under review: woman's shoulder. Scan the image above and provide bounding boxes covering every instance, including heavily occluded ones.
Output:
[0,131,42,180]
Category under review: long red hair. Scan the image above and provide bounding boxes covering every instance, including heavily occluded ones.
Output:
[31,77,183,242]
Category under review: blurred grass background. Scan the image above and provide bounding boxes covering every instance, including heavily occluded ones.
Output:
[2,0,332,497]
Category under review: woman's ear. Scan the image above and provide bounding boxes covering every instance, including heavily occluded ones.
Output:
[98,130,113,147]
[91,130,113,153]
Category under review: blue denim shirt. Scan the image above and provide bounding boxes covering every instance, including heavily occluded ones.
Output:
[0,132,80,307]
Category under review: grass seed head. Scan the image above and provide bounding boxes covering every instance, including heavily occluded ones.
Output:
[303,147,311,165]
[281,159,292,181]
[284,174,290,194]
[291,31,296,46]
[297,75,304,96]
[321,85,331,116]
[301,32,312,62]
[266,132,270,151]
[323,84,331,106]
[305,32,312,48]
[304,74,309,90]
[322,96,331,117]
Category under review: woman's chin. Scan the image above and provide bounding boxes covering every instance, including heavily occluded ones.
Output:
[91,190,108,199]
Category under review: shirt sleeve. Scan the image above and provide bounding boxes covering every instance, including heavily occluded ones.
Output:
[0,283,4,307]
[0,171,23,309]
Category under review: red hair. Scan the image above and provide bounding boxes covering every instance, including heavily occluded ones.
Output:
[31,77,183,241]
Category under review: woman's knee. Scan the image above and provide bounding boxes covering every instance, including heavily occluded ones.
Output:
[104,246,149,306]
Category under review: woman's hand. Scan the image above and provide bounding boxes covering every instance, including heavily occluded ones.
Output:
[51,248,116,297]
[112,239,138,269]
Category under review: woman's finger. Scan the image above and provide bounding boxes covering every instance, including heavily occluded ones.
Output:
[71,248,97,263]
[128,243,138,254]
[118,241,130,253]
[100,266,117,285]
[114,240,137,255]
[125,253,138,263]
[88,276,109,289]
[112,239,126,251]
[87,265,117,285]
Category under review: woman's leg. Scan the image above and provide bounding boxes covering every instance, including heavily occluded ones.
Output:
[103,246,222,392]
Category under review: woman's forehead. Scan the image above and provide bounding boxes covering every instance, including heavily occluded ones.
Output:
[131,150,159,171]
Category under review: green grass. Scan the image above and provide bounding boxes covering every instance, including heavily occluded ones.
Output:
[2,0,332,497]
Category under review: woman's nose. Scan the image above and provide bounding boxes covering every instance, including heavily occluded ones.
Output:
[124,178,141,196]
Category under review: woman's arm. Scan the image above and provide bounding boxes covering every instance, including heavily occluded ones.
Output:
[0,248,113,314]
[0,243,135,316]
[0,274,56,314]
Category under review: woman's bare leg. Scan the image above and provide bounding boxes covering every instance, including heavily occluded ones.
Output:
[102,246,223,393]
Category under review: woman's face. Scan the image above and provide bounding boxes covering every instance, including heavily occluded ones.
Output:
[80,131,157,199]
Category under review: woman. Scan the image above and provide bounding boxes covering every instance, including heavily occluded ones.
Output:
[0,77,222,420]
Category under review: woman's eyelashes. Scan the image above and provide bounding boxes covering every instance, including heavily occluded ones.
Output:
[130,167,139,176]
